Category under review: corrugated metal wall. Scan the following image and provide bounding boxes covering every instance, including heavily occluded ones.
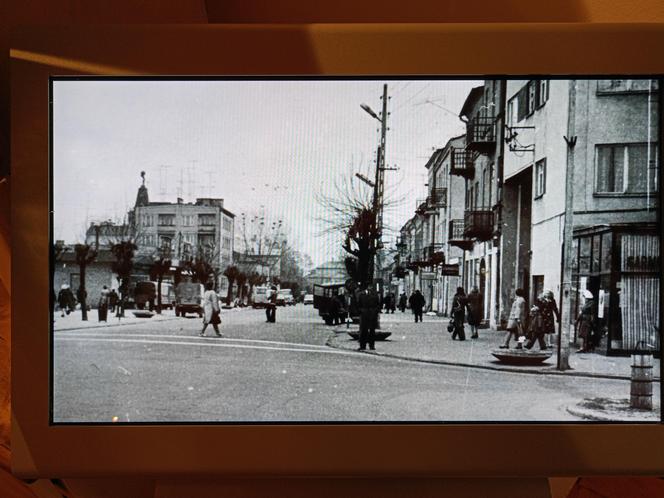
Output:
[621,235,660,351]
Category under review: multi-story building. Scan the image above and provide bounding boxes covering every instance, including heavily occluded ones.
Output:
[305,260,349,288]
[130,177,235,291]
[503,78,660,354]
[454,81,506,328]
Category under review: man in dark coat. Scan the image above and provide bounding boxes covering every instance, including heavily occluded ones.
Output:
[398,292,407,312]
[357,285,380,351]
[408,290,426,323]
[265,286,278,323]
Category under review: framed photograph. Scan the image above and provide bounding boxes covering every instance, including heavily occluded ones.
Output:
[11,23,664,477]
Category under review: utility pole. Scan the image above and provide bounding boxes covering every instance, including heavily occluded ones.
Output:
[373,84,389,286]
[559,80,578,371]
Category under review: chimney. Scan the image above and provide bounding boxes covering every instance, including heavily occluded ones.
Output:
[177,197,183,204]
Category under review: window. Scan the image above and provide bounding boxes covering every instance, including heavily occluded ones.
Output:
[198,214,216,226]
[527,80,537,115]
[534,158,546,198]
[513,79,549,122]
[223,217,232,231]
[488,163,494,207]
[141,214,153,227]
[507,96,517,126]
[223,236,232,249]
[596,143,658,194]
[158,214,175,226]
[159,236,172,254]
[597,79,659,94]
[537,80,549,108]
[182,215,194,227]
[198,234,215,249]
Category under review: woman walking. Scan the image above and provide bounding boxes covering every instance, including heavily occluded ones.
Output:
[538,290,560,347]
[200,282,222,337]
[575,290,595,353]
[451,287,469,341]
[500,288,527,349]
[525,299,546,350]
[97,286,110,322]
[466,287,483,339]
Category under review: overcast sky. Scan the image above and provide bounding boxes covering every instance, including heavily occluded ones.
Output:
[53,79,479,266]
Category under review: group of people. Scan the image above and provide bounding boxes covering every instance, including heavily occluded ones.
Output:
[56,283,119,320]
[500,287,597,353]
[447,287,483,340]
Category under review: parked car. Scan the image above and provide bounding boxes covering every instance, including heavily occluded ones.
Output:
[276,288,295,306]
[252,286,269,308]
[303,294,314,305]
[134,281,156,310]
[174,282,204,317]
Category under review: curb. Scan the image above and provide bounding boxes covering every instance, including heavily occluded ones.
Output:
[325,335,660,382]
[566,402,661,422]
[55,315,181,332]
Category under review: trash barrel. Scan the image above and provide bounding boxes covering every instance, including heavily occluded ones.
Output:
[630,342,653,411]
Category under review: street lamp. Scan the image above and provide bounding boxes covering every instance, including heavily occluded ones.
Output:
[360,103,381,122]
[355,172,375,188]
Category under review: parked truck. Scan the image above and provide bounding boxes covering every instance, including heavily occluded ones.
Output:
[174,282,204,317]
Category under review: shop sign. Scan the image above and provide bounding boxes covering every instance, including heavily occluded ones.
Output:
[420,272,437,280]
[440,264,460,276]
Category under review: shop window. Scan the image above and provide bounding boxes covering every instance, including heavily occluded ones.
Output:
[570,238,579,271]
[595,143,658,194]
[601,232,613,273]
[579,237,591,273]
[534,158,546,198]
[592,235,601,273]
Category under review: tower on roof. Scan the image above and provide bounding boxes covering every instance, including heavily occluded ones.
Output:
[135,171,149,207]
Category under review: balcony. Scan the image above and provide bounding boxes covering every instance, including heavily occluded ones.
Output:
[464,209,494,241]
[450,148,475,179]
[427,187,447,209]
[423,243,445,265]
[415,198,429,216]
[466,115,497,154]
[448,219,473,251]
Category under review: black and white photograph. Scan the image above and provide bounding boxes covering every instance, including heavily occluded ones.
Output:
[51,77,661,423]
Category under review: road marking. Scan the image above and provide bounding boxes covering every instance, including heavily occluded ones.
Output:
[55,331,332,350]
[55,336,374,358]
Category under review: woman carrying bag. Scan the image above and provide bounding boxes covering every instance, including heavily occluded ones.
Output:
[500,288,527,349]
[200,282,222,337]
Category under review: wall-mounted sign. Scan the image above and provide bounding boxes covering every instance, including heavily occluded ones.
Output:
[440,264,460,276]
[420,272,437,280]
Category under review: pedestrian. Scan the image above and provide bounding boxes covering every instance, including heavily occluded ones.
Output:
[386,292,396,313]
[265,285,277,323]
[398,292,407,313]
[525,300,546,350]
[200,282,222,337]
[330,293,341,325]
[575,290,596,353]
[409,290,426,323]
[76,286,87,312]
[466,286,483,339]
[451,287,469,341]
[97,286,110,322]
[108,288,118,313]
[57,284,75,317]
[500,288,527,349]
[357,284,380,351]
[538,289,560,347]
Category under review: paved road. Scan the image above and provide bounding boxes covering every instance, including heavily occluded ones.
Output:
[53,304,644,423]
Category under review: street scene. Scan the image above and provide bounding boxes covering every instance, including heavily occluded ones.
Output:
[52,78,661,423]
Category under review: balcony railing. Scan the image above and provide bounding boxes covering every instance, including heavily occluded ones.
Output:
[466,115,497,154]
[464,209,494,241]
[423,243,445,265]
[448,219,474,251]
[415,198,429,216]
[450,148,475,179]
[427,187,447,209]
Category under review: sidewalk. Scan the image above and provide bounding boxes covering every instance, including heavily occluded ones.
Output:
[327,312,661,382]
[53,310,181,331]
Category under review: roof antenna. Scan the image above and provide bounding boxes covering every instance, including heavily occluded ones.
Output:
[140,170,146,186]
